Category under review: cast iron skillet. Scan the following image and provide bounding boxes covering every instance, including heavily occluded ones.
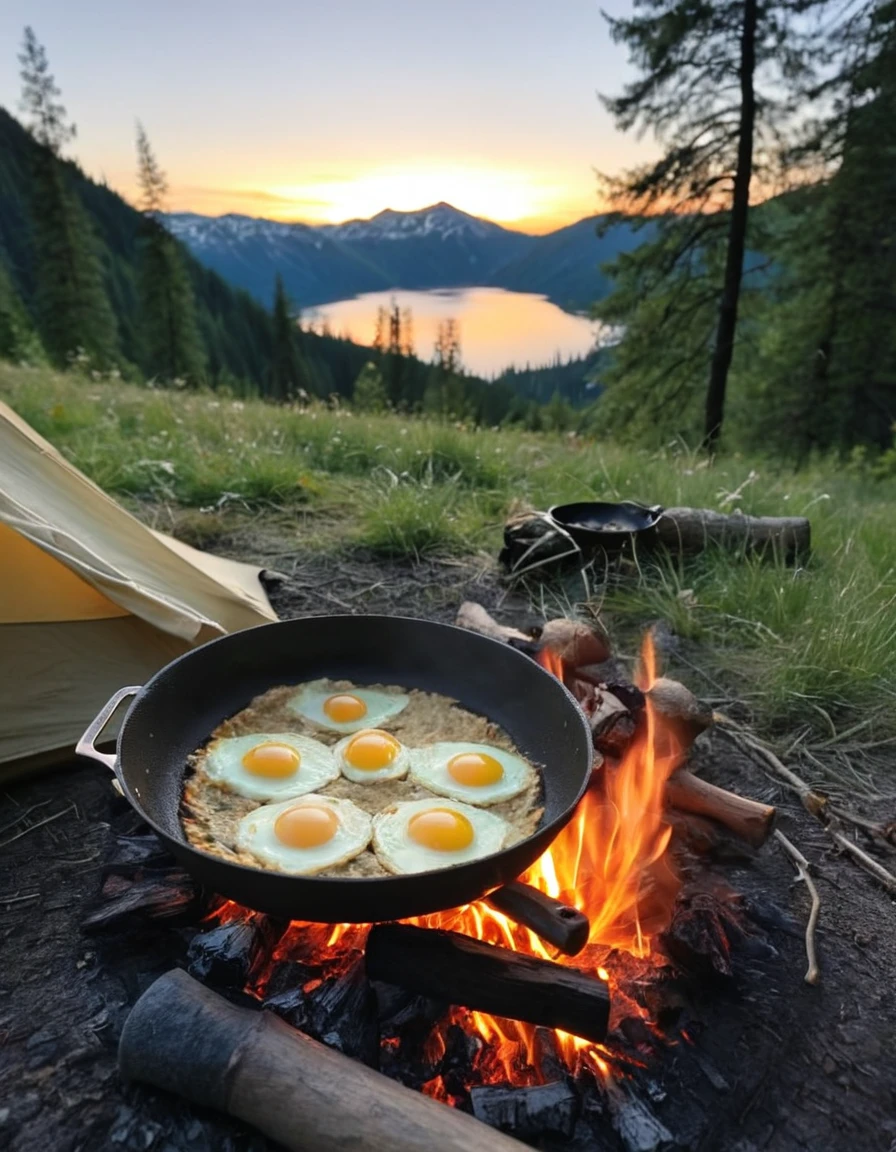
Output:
[548,500,664,553]
[77,615,593,923]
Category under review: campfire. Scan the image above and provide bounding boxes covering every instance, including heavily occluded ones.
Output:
[89,604,781,1148]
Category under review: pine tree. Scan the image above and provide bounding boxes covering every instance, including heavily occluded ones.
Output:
[352,361,388,412]
[595,0,813,448]
[0,257,43,363]
[270,274,312,401]
[739,0,896,455]
[19,27,119,368]
[135,122,205,385]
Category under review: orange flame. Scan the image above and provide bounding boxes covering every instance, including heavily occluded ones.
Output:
[243,630,684,1085]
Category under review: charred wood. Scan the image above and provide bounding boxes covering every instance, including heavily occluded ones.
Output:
[484,880,590,956]
[470,1080,580,1141]
[265,954,380,1068]
[82,869,202,931]
[365,924,610,1043]
[186,914,284,989]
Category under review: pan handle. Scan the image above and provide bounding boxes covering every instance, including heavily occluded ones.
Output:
[76,685,142,775]
[485,881,590,956]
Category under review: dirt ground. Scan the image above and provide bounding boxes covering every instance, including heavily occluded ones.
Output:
[1,543,895,1152]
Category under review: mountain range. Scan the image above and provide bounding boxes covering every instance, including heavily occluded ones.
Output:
[164,202,647,313]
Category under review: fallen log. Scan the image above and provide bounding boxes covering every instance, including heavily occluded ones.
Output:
[365,924,610,1044]
[655,507,811,563]
[120,969,527,1152]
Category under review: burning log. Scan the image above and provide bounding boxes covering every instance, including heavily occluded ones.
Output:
[120,968,528,1152]
[484,880,590,956]
[665,770,775,848]
[365,924,610,1044]
[187,914,285,990]
[470,1081,580,1141]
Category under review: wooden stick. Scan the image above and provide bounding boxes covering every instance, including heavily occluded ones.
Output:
[773,830,821,985]
[826,825,896,894]
[456,602,532,645]
[120,969,527,1152]
[664,770,776,847]
[484,881,590,956]
[365,924,610,1043]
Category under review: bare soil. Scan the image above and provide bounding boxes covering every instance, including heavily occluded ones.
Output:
[1,547,895,1152]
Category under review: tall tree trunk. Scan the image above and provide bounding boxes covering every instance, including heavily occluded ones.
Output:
[703,0,758,450]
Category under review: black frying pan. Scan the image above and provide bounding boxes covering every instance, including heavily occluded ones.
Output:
[77,615,593,925]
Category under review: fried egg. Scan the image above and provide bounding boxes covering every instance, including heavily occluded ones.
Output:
[202,733,339,801]
[372,798,509,875]
[410,741,536,807]
[237,794,372,874]
[288,680,409,733]
[333,728,410,784]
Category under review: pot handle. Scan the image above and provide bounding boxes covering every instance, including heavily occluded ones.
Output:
[76,685,142,773]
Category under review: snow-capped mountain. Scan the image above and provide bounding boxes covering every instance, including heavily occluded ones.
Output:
[318,202,513,244]
[163,202,643,311]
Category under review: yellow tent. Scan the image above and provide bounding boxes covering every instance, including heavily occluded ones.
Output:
[0,399,277,779]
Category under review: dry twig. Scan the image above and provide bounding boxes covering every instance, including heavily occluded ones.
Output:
[0,804,75,849]
[826,825,896,894]
[773,830,821,985]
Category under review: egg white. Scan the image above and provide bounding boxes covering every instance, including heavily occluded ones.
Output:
[203,732,339,801]
[333,729,410,784]
[372,798,509,875]
[287,680,410,733]
[409,741,536,807]
[236,794,372,875]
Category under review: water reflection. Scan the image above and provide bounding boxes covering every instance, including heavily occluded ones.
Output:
[309,286,601,378]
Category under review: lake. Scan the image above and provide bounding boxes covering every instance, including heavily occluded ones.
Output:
[308,287,601,378]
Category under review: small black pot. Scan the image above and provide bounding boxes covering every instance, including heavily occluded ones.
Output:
[548,501,664,557]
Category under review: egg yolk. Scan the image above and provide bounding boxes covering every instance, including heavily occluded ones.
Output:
[274,804,339,848]
[241,742,300,778]
[344,729,401,771]
[447,751,505,788]
[408,808,475,852]
[324,694,368,723]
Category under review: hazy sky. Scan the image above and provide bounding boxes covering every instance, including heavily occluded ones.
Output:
[0,0,651,232]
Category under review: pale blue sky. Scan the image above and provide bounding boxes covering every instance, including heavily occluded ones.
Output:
[0,0,649,230]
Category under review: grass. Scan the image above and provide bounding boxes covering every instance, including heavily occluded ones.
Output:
[4,362,896,763]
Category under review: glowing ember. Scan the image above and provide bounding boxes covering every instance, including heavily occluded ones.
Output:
[238,630,686,1089]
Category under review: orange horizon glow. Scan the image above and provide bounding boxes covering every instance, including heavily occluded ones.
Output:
[110,160,605,233]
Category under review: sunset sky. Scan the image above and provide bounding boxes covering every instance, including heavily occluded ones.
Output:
[0,0,651,234]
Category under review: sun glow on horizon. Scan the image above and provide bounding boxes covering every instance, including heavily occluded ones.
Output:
[269,164,567,227]
[157,161,595,232]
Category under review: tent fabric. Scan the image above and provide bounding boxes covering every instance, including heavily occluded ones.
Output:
[0,398,278,775]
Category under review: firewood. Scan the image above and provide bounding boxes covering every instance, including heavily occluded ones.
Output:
[455,602,609,668]
[484,880,590,955]
[187,914,284,990]
[119,969,527,1152]
[365,924,610,1043]
[665,770,775,847]
[265,955,380,1067]
[538,617,611,666]
[456,602,533,646]
[645,677,714,744]
[470,1081,580,1141]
